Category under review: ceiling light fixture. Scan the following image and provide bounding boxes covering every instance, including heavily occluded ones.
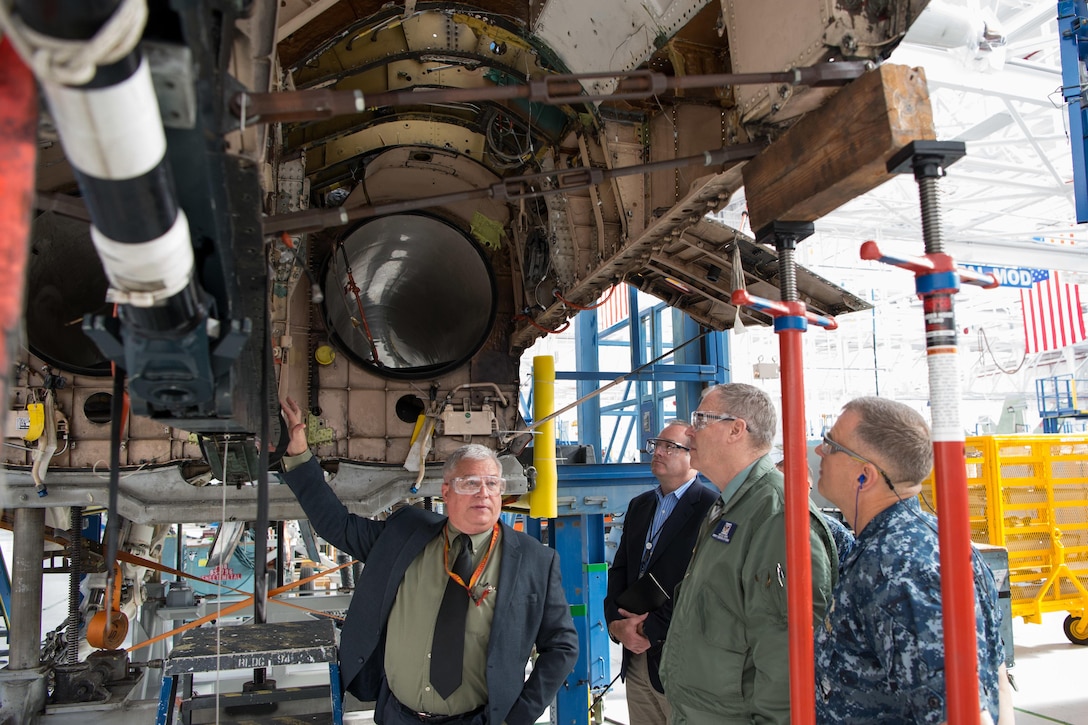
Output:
[664,276,692,293]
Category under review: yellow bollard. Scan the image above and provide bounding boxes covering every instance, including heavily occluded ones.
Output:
[529,355,558,519]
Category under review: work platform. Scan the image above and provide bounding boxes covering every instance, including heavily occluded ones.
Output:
[158,619,342,725]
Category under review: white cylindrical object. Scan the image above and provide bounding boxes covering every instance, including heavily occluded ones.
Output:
[42,57,166,180]
[91,210,194,304]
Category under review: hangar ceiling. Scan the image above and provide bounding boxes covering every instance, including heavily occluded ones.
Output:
[775,0,1084,273]
[714,0,1088,425]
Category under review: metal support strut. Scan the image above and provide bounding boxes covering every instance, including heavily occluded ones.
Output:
[732,221,835,725]
[861,139,998,725]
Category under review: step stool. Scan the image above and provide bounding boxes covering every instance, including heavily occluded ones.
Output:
[156,619,342,724]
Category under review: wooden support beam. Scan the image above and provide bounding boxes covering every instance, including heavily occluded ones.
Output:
[743,64,935,232]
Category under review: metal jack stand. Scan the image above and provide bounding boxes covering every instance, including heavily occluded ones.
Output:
[732,220,837,725]
[860,140,998,725]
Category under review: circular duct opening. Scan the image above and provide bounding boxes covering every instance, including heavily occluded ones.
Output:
[322,214,496,379]
[26,213,112,376]
[395,394,425,423]
[83,392,114,424]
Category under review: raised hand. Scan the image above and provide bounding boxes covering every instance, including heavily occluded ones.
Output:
[281,397,309,456]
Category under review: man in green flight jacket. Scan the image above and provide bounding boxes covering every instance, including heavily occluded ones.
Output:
[659,383,837,725]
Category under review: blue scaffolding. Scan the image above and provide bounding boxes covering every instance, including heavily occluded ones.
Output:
[1035,374,1088,432]
[1059,0,1088,222]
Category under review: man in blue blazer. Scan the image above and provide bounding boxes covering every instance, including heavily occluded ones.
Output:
[604,420,716,725]
[280,398,578,725]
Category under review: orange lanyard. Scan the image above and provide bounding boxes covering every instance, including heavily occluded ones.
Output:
[443,523,500,593]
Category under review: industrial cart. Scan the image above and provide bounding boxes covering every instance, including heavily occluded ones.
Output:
[923,435,1088,645]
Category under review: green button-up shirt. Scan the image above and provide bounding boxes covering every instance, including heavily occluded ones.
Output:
[386,523,503,715]
[281,450,504,715]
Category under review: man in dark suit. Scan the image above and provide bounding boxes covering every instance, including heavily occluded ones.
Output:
[604,420,716,725]
[280,398,578,725]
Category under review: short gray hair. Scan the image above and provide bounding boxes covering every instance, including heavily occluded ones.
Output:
[701,383,776,450]
[443,444,502,479]
[842,396,932,485]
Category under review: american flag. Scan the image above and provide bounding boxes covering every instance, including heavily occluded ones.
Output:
[598,283,630,330]
[1020,269,1087,354]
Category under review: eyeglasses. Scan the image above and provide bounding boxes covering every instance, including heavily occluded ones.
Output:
[690,410,738,431]
[645,438,690,456]
[448,475,506,495]
[820,433,893,489]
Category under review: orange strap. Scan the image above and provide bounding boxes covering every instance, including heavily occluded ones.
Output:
[127,559,355,652]
[442,524,500,595]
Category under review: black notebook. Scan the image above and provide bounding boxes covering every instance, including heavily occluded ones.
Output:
[615,572,670,614]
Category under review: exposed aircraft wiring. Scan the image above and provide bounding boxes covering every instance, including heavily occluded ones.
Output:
[336,240,381,364]
[445,382,510,408]
[514,312,571,335]
[533,277,553,310]
[553,283,617,311]
[54,429,69,456]
[855,34,904,49]
[278,231,324,303]
[607,21,649,73]
[508,226,528,315]
[485,112,534,169]
[524,224,551,283]
[407,380,431,399]
[654,94,676,135]
[344,14,405,52]
[522,207,551,305]
[524,51,535,159]
[91,460,150,479]
[576,133,608,254]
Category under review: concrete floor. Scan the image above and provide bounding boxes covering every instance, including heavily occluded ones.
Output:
[20,606,1088,723]
[598,610,1088,725]
[1004,611,1087,725]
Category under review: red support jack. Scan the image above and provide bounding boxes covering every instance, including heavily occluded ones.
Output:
[863,140,999,725]
[732,221,836,725]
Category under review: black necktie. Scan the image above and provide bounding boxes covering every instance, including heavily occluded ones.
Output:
[431,533,473,698]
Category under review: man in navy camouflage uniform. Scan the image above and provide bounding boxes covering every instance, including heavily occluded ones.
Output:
[813,396,1008,724]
